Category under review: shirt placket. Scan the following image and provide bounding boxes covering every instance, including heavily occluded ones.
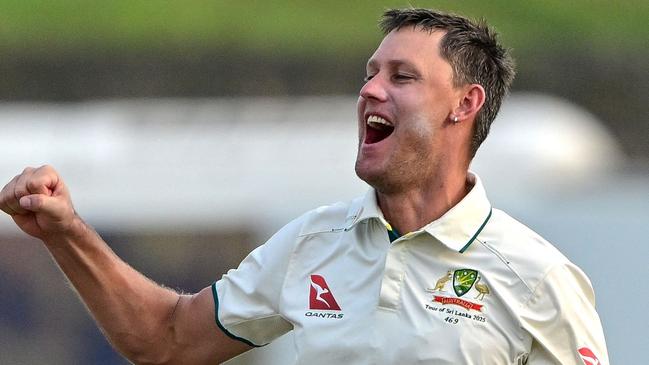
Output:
[377,226,408,310]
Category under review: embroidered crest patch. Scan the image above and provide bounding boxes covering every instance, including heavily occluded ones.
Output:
[453,269,478,297]
[424,268,489,324]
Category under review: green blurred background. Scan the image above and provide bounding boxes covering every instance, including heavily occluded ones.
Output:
[1,0,648,157]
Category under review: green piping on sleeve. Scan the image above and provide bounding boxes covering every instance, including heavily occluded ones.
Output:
[211,282,262,348]
[459,208,493,254]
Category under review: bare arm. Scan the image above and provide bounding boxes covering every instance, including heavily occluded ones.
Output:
[0,165,251,364]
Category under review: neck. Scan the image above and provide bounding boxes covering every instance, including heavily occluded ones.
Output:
[376,169,470,234]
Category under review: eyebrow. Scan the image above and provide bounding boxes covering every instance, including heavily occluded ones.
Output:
[366,58,418,71]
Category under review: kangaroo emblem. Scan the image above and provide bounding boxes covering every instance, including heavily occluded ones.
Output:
[429,270,453,292]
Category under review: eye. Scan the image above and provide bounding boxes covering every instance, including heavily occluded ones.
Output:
[392,73,414,82]
[363,74,375,82]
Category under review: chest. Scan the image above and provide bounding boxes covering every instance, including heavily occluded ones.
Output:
[279,222,530,364]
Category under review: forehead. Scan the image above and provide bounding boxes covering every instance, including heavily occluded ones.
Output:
[367,27,446,69]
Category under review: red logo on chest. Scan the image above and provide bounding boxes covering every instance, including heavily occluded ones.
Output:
[309,274,341,310]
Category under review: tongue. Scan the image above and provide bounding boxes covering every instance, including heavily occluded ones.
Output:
[365,124,394,144]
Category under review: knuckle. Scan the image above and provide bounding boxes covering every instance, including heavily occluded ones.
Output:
[14,186,28,199]
[12,175,29,198]
[26,178,40,191]
[22,166,35,174]
[37,165,58,181]
[39,164,55,174]
[8,174,19,186]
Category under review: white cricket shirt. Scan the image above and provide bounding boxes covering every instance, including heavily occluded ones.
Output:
[213,173,609,364]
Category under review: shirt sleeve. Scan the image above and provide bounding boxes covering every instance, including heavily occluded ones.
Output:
[520,262,609,365]
[212,216,304,346]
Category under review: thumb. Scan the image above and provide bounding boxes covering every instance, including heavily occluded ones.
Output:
[19,194,66,216]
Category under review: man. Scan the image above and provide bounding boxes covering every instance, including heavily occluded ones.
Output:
[0,8,608,365]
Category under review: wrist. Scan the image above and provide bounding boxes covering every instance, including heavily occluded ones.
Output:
[42,214,93,248]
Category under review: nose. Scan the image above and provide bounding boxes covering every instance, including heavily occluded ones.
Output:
[359,74,388,102]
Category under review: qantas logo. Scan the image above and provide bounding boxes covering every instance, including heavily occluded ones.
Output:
[309,274,341,310]
[578,347,600,365]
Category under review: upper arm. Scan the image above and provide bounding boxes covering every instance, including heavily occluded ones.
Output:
[160,216,305,364]
[166,287,253,365]
[522,263,609,365]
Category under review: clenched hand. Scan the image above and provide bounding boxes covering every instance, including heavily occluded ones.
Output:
[0,165,80,240]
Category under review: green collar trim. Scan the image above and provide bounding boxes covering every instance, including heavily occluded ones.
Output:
[459,207,492,253]
[387,226,401,243]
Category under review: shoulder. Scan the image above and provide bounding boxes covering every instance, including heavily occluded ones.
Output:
[479,209,581,298]
[485,208,568,266]
[249,196,361,261]
[296,196,361,237]
[483,213,608,363]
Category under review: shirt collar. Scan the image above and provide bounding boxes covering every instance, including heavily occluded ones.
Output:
[346,172,492,253]
[345,187,387,229]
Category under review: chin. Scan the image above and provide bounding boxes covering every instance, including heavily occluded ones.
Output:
[355,162,393,193]
[355,161,379,185]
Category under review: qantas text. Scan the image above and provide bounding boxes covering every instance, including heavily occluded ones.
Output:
[304,311,344,319]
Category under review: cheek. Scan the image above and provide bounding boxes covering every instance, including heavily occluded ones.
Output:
[397,109,435,143]
[409,114,435,140]
[395,119,437,163]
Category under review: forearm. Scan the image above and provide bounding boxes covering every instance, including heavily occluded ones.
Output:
[1,166,247,364]
[44,216,180,363]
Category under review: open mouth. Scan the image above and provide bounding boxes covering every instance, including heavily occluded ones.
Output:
[365,115,395,144]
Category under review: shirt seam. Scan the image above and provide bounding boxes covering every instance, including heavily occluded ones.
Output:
[477,239,535,294]
[474,239,536,344]
[521,263,559,308]
[297,227,347,237]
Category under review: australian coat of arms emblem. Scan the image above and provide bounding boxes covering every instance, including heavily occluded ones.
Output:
[428,268,490,302]
[426,268,490,313]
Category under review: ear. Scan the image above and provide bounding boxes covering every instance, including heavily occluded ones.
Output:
[452,84,485,122]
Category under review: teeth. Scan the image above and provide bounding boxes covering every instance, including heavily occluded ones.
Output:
[366,115,393,127]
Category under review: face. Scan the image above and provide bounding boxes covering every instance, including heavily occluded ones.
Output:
[355,27,462,193]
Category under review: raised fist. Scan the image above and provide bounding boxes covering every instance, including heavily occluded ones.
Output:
[0,165,80,240]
